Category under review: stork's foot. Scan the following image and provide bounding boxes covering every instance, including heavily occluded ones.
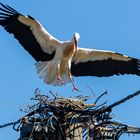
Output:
[57,76,64,85]
[73,85,80,92]
[68,73,80,92]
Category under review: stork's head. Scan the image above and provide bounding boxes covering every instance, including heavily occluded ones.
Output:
[74,32,80,42]
[73,32,80,48]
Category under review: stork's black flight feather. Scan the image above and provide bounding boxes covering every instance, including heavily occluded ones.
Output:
[0,3,55,62]
[71,58,140,77]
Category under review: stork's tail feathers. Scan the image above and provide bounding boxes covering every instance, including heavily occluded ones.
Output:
[35,61,71,86]
[35,61,58,85]
[35,61,49,79]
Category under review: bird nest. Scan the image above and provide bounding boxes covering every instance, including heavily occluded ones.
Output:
[10,89,140,140]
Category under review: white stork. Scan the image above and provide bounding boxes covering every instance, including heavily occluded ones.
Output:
[0,3,140,90]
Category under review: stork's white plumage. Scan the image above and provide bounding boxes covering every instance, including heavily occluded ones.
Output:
[0,3,140,90]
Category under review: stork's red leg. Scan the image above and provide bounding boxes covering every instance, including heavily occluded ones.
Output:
[57,75,64,85]
[68,72,80,92]
[57,66,64,85]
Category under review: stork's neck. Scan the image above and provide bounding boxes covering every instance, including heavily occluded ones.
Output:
[73,37,78,50]
[73,32,80,49]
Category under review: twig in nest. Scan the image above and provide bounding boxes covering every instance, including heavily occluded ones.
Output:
[94,91,107,105]
[87,86,96,97]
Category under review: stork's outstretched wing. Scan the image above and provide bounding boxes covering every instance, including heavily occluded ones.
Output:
[71,48,140,77]
[0,3,62,61]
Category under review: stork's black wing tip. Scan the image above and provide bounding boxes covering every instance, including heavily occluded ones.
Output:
[0,2,20,16]
[0,2,4,6]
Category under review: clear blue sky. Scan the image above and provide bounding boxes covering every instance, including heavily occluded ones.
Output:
[0,0,140,139]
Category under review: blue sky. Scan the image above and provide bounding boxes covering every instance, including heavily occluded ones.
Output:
[0,0,140,139]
